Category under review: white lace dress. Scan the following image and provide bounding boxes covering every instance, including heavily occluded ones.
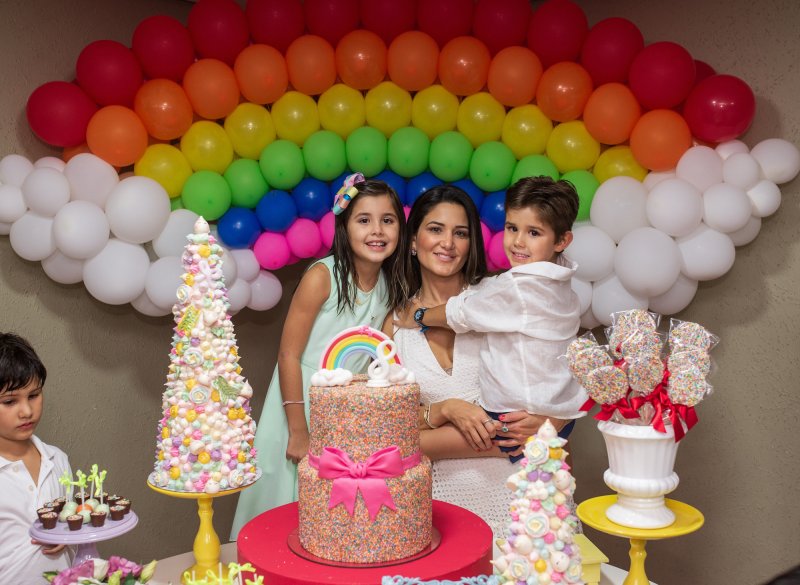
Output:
[393,324,514,537]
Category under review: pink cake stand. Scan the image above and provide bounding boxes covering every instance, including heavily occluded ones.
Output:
[30,511,139,567]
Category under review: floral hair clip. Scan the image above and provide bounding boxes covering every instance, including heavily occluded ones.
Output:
[332,172,365,215]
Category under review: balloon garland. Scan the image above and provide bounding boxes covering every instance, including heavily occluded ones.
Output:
[2,0,799,322]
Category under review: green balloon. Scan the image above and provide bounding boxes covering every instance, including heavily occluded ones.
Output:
[181,170,232,221]
[346,126,387,177]
[469,141,516,192]
[259,140,305,190]
[387,127,430,178]
[561,169,600,222]
[429,131,473,182]
[224,159,268,208]
[303,130,347,181]
[170,196,184,211]
[511,154,560,185]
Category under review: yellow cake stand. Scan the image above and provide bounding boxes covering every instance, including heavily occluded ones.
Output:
[148,479,255,584]
[577,495,704,585]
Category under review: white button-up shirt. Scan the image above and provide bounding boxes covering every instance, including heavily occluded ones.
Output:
[446,257,588,418]
[0,435,72,583]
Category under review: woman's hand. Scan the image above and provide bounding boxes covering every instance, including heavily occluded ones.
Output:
[31,540,65,555]
[286,429,310,464]
[495,411,568,447]
[441,399,499,452]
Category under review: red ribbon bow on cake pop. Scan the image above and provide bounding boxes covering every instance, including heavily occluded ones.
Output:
[629,369,698,442]
[332,172,365,215]
[308,446,421,521]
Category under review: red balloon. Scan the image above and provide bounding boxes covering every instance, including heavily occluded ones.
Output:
[439,36,492,96]
[188,0,249,66]
[335,30,387,90]
[417,0,473,48]
[360,0,415,45]
[580,17,644,86]
[527,0,588,68]
[26,81,98,147]
[683,74,756,143]
[472,0,531,55]
[132,15,195,82]
[76,40,143,107]
[304,0,360,46]
[693,60,716,86]
[629,41,696,111]
[246,0,305,53]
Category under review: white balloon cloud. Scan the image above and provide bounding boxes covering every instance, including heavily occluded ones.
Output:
[0,184,27,223]
[83,239,149,305]
[722,152,761,190]
[63,153,119,208]
[106,176,171,244]
[728,216,762,247]
[41,251,84,285]
[565,225,616,283]
[0,154,34,186]
[9,212,55,261]
[144,256,183,310]
[53,200,110,259]
[22,168,70,216]
[677,224,736,281]
[592,275,648,326]
[703,183,752,233]
[152,209,200,258]
[749,138,800,184]
[676,146,723,192]
[248,271,283,311]
[646,178,703,237]
[615,227,681,298]
[746,180,782,218]
[590,176,648,243]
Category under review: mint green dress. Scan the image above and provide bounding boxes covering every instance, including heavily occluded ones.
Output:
[230,256,389,539]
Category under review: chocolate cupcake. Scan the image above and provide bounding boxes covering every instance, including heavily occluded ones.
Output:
[37,507,54,520]
[117,499,131,514]
[52,497,66,513]
[67,514,83,531]
[90,511,107,527]
[109,506,125,521]
[40,512,58,529]
[106,495,121,507]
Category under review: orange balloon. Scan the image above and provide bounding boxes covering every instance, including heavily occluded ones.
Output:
[134,79,193,141]
[182,59,240,120]
[487,46,543,107]
[387,31,439,92]
[62,143,91,162]
[438,36,491,96]
[535,62,594,123]
[583,83,641,145]
[86,105,148,167]
[234,44,288,105]
[286,35,336,96]
[630,109,692,171]
[336,29,387,91]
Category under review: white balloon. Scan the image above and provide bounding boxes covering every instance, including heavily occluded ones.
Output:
[702,183,752,233]
[219,245,238,285]
[83,239,150,305]
[591,275,648,327]
[131,291,172,317]
[248,271,283,311]
[614,227,681,297]
[728,216,762,247]
[21,168,70,217]
[53,201,110,259]
[63,153,119,207]
[0,154,34,186]
[41,251,84,285]
[722,153,761,190]
[715,139,749,160]
[648,274,698,316]
[106,176,171,244]
[9,212,55,261]
[645,178,703,237]
[34,156,67,172]
[564,225,616,282]
[152,209,200,258]
[227,278,252,314]
[580,307,602,331]
[676,146,723,192]
[677,224,736,281]
[746,180,781,218]
[0,222,10,236]
[144,256,183,310]
[571,277,592,315]
[0,184,27,223]
[642,171,675,191]
[590,177,648,243]
[749,138,800,184]
[231,249,260,282]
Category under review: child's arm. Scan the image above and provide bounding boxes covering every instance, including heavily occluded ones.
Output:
[278,264,331,464]
[420,426,505,461]
[393,302,450,330]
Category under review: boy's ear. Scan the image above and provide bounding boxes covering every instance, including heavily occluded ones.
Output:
[555,231,573,253]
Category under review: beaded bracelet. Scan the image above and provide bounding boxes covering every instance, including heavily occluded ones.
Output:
[282,400,305,407]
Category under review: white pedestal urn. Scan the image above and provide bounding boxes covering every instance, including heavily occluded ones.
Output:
[598,420,681,529]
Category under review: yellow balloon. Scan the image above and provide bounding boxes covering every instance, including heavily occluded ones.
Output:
[365,81,412,138]
[592,145,647,183]
[179,120,234,173]
[223,102,276,160]
[134,144,192,198]
[502,105,553,159]
[411,85,459,140]
[546,120,601,173]
[318,84,365,138]
[456,92,506,148]
[271,91,320,145]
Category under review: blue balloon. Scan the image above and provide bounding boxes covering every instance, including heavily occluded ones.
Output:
[406,172,441,208]
[256,190,297,233]
[481,191,507,233]
[451,179,485,212]
[217,207,262,249]
[293,178,331,221]
[374,170,407,205]
[329,170,352,198]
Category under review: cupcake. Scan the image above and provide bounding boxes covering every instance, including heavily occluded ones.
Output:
[106,495,121,507]
[67,514,83,531]
[40,512,58,529]
[73,493,87,505]
[109,506,125,521]
[117,499,131,514]
[90,511,107,527]
[52,497,66,513]
[37,507,54,520]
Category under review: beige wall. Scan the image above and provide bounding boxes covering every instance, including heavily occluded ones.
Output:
[1,1,797,583]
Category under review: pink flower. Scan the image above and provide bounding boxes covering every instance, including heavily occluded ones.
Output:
[53,560,94,585]
[108,555,142,578]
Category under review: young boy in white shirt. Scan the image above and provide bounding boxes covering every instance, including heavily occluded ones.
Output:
[0,333,72,583]
[405,176,587,462]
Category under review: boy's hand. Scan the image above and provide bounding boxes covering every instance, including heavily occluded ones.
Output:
[31,540,66,555]
[393,300,422,330]
[496,411,567,442]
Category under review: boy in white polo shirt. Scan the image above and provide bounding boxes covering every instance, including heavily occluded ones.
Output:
[0,333,72,583]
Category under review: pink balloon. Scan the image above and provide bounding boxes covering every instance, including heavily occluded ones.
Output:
[416,0,473,48]
[318,211,335,248]
[580,17,644,85]
[527,0,588,68]
[76,40,143,107]
[286,218,322,258]
[360,0,415,45]
[188,0,249,66]
[246,0,305,53]
[480,222,491,249]
[403,205,411,220]
[488,231,510,270]
[254,231,291,270]
[683,74,756,143]
[304,0,360,46]
[132,15,195,82]
[628,41,696,110]
[472,0,531,55]
[26,82,98,147]
[315,242,330,258]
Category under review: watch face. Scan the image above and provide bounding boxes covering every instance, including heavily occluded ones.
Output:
[414,308,425,323]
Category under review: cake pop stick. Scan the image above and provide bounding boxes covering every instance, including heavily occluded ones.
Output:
[95,470,107,504]
[58,470,73,501]
[75,470,87,504]
[88,464,99,499]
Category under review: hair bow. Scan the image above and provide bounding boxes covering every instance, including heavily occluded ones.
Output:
[332,172,365,215]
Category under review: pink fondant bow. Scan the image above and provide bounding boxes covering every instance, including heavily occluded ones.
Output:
[308,446,420,521]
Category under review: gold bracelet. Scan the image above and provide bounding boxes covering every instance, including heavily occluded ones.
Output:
[423,404,438,429]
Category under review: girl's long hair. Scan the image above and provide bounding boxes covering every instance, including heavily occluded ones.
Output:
[329,180,408,314]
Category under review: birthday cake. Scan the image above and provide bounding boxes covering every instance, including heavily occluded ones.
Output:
[297,327,433,563]
[148,218,258,493]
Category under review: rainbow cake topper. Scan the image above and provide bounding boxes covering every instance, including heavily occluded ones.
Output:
[319,326,402,370]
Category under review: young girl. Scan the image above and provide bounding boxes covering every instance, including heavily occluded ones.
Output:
[230,174,407,539]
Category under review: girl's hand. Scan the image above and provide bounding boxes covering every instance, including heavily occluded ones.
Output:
[496,411,568,446]
[31,540,65,555]
[441,399,498,451]
[286,430,310,464]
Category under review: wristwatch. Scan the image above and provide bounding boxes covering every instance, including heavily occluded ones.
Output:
[413,307,429,333]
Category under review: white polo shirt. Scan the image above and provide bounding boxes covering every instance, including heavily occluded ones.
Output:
[0,435,72,583]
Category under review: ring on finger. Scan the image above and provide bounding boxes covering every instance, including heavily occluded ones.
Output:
[501,424,509,433]
[481,418,493,425]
